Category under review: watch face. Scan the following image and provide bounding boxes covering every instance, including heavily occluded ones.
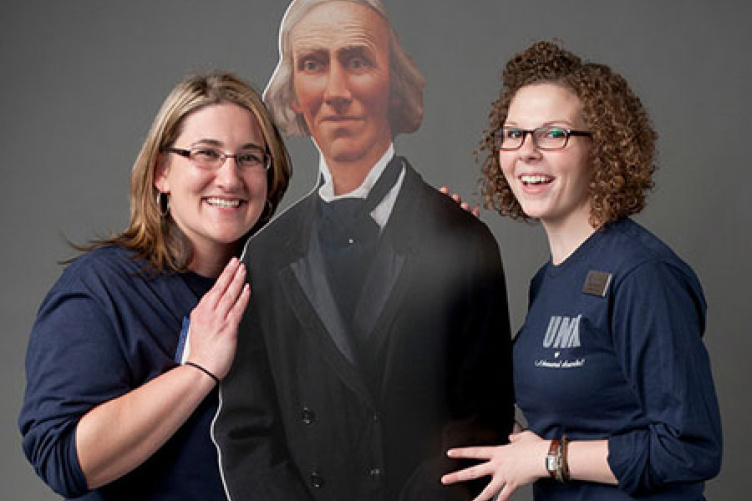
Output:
[546,439,560,477]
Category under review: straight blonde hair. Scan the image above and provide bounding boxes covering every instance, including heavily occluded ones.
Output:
[83,72,292,274]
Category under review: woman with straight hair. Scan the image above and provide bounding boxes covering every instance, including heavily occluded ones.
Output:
[19,71,291,500]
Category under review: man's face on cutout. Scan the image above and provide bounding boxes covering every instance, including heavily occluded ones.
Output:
[291,1,393,166]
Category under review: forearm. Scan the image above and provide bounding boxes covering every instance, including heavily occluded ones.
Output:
[566,439,617,485]
[76,364,215,489]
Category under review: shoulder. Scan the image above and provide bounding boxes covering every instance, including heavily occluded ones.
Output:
[392,167,503,280]
[56,246,144,290]
[598,219,704,305]
[45,246,185,313]
[405,165,497,244]
[33,246,149,342]
[595,219,696,278]
[529,263,549,293]
[241,192,316,265]
[251,192,313,239]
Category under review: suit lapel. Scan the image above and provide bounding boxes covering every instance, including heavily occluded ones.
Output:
[351,157,411,340]
[352,236,404,342]
[278,193,371,399]
[355,162,427,395]
[290,227,357,365]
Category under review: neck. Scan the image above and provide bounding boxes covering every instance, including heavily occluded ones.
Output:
[189,244,237,278]
[325,141,393,196]
[328,160,374,195]
[543,215,597,266]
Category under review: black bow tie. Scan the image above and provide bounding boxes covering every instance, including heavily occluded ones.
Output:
[319,157,403,247]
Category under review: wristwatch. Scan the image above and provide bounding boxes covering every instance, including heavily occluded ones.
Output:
[546,439,561,480]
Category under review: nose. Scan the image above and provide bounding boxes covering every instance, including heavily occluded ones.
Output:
[323,61,352,106]
[214,157,243,189]
[517,131,541,161]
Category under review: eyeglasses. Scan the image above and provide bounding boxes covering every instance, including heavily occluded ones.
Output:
[167,146,270,171]
[494,126,592,151]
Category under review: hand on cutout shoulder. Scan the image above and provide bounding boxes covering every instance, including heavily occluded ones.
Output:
[186,257,250,381]
[439,186,480,218]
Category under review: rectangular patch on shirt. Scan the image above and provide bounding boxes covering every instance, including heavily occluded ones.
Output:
[582,270,612,297]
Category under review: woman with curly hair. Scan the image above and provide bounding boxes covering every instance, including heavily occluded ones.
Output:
[441,41,722,500]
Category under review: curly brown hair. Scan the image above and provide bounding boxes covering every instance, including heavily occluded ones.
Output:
[480,41,657,227]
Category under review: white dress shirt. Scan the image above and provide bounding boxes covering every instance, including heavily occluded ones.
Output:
[317,144,405,230]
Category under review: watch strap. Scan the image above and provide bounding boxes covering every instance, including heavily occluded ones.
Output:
[546,439,561,480]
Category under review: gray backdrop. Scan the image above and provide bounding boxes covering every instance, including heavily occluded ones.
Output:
[2,1,749,499]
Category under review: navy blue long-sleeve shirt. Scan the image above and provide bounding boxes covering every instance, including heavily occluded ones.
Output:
[514,219,722,500]
[19,246,225,500]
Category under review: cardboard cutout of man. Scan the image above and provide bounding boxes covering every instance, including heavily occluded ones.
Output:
[213,1,514,499]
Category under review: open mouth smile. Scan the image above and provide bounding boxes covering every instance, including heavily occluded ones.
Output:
[205,197,244,209]
[520,175,553,186]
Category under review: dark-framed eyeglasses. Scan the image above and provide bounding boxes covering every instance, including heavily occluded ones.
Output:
[494,126,592,151]
[166,146,270,172]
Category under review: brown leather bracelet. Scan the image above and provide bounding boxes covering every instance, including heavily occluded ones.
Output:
[560,435,570,482]
[546,439,560,480]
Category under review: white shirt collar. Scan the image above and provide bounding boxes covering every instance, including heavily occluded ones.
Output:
[317,143,395,202]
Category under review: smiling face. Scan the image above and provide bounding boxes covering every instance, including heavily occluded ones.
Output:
[290,1,393,171]
[499,83,592,232]
[154,102,268,274]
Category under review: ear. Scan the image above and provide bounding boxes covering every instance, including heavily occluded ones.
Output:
[291,96,303,114]
[153,153,171,193]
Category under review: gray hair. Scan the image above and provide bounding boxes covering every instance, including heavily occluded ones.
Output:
[263,0,425,137]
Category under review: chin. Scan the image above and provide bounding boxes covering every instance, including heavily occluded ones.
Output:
[327,147,366,164]
[517,204,545,220]
[209,224,253,245]
[321,134,370,159]
[209,235,243,247]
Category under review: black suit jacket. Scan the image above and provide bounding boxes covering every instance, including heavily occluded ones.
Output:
[214,160,514,501]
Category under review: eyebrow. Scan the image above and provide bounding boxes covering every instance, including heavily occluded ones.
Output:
[503,121,578,128]
[294,42,375,59]
[293,46,328,60]
[191,139,266,151]
[338,44,372,57]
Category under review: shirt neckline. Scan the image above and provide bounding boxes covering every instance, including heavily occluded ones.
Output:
[317,143,395,202]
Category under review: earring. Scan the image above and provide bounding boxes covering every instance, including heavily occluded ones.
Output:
[156,191,169,217]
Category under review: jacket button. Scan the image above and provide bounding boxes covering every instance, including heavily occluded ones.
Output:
[369,467,383,480]
[301,407,316,425]
[311,471,324,488]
